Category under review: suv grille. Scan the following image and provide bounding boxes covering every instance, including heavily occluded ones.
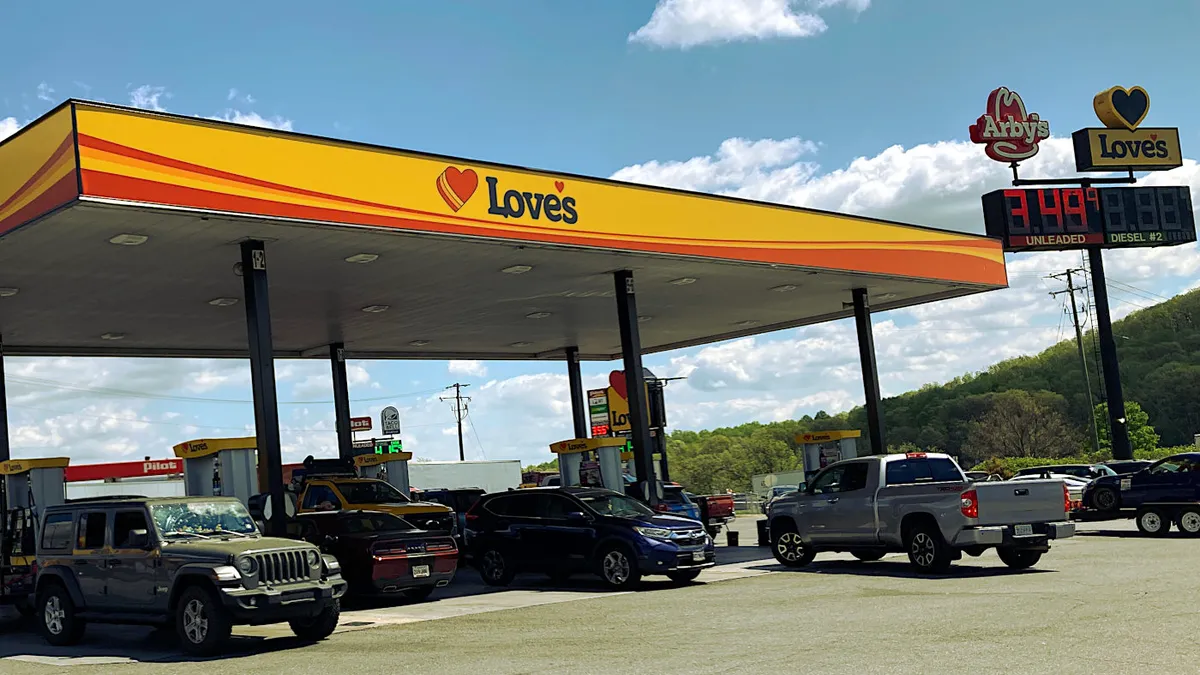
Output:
[675,529,707,546]
[254,550,309,584]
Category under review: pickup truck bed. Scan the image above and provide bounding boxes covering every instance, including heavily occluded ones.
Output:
[766,453,1075,574]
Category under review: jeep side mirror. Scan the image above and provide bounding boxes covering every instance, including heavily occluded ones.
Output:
[127,529,150,549]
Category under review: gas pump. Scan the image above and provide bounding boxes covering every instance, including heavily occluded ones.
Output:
[172,437,258,506]
[795,430,861,480]
[353,451,412,493]
[2,457,70,511]
[549,437,627,493]
[1,457,69,612]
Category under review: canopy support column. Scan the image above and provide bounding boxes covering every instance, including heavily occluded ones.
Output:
[0,334,9,463]
[330,343,354,460]
[614,270,657,507]
[852,288,887,455]
[566,346,587,439]
[241,240,286,536]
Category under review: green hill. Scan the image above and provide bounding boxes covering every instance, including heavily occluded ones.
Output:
[660,287,1200,493]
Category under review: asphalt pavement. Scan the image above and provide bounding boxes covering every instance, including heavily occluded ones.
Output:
[3,516,1199,675]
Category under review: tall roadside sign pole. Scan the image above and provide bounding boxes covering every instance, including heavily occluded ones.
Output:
[974,85,1191,461]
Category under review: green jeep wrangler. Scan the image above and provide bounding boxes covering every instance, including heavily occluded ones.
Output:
[34,496,346,655]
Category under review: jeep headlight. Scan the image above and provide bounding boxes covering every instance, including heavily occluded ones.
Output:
[236,556,258,576]
[634,526,672,541]
[306,550,320,568]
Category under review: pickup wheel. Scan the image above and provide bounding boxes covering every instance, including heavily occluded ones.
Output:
[1090,486,1119,512]
[289,599,340,641]
[997,548,1042,570]
[771,527,816,567]
[1176,508,1200,537]
[37,582,85,646]
[176,585,232,657]
[904,524,952,574]
[1136,508,1171,537]
[852,551,885,562]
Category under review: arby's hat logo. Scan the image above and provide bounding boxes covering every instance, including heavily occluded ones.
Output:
[969,87,1050,163]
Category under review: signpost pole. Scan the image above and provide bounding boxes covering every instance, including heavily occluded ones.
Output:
[565,347,587,439]
[0,334,8,464]
[240,240,286,536]
[1087,248,1133,460]
[329,343,354,460]
[851,288,887,455]
[613,270,658,507]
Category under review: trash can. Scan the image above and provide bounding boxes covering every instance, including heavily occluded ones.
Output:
[726,530,739,547]
[756,519,770,547]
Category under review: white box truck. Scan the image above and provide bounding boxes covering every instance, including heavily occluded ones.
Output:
[408,460,522,494]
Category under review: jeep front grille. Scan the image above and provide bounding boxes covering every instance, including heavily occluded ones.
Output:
[254,550,308,584]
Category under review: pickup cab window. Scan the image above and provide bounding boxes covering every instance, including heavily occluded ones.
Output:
[886,458,963,485]
[303,485,341,510]
[810,463,869,494]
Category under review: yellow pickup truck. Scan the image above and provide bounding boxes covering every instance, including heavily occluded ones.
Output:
[296,476,456,533]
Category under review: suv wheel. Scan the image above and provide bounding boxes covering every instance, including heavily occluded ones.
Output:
[597,544,642,591]
[904,523,952,574]
[176,586,232,656]
[38,583,85,646]
[479,548,515,586]
[289,599,340,641]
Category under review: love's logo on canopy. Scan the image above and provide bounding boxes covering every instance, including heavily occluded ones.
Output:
[435,166,479,212]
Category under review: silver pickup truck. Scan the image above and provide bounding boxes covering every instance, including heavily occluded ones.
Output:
[766,453,1075,573]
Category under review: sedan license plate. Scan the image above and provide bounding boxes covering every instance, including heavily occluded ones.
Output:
[1014,524,1033,537]
[691,551,706,562]
[413,564,431,578]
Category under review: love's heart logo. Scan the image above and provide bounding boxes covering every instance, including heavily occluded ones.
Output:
[1150,134,1158,141]
[435,166,479,212]
[1093,86,1150,131]
[554,181,565,193]
[608,370,628,400]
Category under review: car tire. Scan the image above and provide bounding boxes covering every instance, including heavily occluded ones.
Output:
[996,548,1042,570]
[770,524,816,568]
[852,551,885,562]
[404,586,436,602]
[596,544,642,591]
[1091,486,1119,512]
[478,548,515,587]
[1177,508,1200,537]
[37,582,85,646]
[289,599,340,642]
[904,523,952,574]
[665,569,702,584]
[176,585,233,657]
[1136,508,1171,537]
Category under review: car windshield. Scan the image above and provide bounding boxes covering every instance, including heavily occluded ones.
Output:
[151,500,258,538]
[337,480,411,504]
[337,512,415,533]
[578,492,655,518]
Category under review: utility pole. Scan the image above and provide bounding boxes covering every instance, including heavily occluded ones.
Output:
[440,383,471,461]
[1049,269,1101,456]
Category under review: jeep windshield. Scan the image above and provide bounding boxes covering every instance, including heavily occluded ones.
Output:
[151,500,259,538]
[336,480,411,504]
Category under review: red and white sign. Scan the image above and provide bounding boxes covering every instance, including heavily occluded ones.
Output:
[969,87,1050,163]
[350,416,372,432]
[65,459,183,483]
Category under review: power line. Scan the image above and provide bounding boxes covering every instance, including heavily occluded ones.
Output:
[465,411,486,459]
[1048,268,1101,455]
[439,383,471,462]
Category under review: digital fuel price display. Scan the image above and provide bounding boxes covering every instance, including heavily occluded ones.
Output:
[982,186,1195,251]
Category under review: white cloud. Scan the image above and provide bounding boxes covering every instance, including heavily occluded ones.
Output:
[448,360,488,378]
[36,82,54,102]
[209,110,293,131]
[129,85,170,111]
[227,88,256,105]
[0,117,18,141]
[629,0,868,49]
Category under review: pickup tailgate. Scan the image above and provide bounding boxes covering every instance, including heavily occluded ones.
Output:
[973,479,1066,526]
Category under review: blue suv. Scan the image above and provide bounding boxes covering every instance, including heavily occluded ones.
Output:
[464,487,715,590]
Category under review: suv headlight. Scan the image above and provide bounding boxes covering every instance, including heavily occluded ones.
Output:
[306,550,320,568]
[236,556,258,576]
[634,526,672,540]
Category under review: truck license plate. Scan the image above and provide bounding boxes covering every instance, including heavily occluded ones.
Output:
[692,551,706,562]
[413,565,431,578]
[1014,524,1033,537]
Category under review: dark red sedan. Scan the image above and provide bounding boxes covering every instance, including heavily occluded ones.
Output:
[296,510,457,601]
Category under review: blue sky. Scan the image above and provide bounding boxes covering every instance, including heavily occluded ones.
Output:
[2,0,1199,468]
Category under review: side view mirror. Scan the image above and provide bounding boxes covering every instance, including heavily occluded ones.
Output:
[127,529,150,549]
[566,511,590,524]
[322,534,337,548]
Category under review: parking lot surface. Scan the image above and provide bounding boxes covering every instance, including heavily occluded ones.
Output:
[3,517,1199,675]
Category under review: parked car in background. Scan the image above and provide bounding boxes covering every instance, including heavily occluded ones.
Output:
[1082,453,1200,535]
[964,471,1003,482]
[692,493,736,538]
[766,453,1075,573]
[626,481,701,521]
[295,510,456,601]
[465,487,715,590]
[1014,464,1115,480]
[761,486,801,514]
[415,487,486,545]
[293,458,456,534]
[1101,460,1153,475]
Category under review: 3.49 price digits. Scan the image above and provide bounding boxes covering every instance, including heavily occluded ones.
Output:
[1005,188,1098,235]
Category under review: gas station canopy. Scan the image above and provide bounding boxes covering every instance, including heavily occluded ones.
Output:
[0,101,1008,361]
